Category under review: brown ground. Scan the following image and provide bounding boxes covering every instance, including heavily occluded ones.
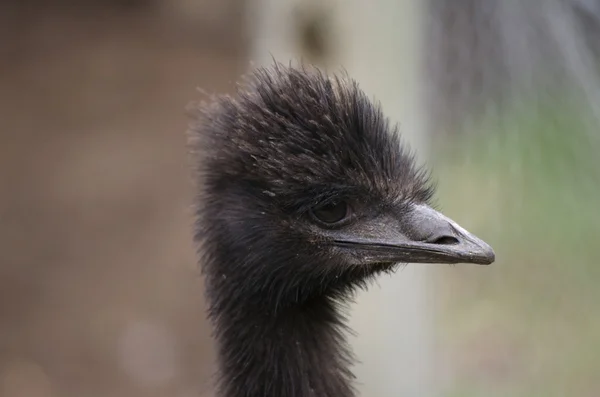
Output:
[0,3,245,396]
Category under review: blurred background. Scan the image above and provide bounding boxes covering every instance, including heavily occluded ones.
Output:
[1,0,599,396]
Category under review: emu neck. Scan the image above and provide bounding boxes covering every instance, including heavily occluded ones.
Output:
[214,295,356,397]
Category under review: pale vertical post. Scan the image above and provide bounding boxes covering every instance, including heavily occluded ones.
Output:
[247,0,434,396]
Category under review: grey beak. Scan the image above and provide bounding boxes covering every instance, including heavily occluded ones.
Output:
[400,204,496,265]
[332,204,495,266]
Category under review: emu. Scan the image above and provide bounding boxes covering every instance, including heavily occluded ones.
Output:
[188,63,495,397]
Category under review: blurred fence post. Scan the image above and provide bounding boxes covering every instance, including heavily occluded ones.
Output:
[247,0,434,396]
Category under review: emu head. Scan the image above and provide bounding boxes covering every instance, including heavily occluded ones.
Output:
[189,63,494,308]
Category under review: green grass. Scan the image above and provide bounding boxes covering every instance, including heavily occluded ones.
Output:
[431,100,600,396]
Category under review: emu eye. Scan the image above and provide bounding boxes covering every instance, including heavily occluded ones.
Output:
[310,201,350,225]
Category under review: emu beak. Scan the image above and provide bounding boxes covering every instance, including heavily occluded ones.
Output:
[333,204,495,265]
[399,204,495,265]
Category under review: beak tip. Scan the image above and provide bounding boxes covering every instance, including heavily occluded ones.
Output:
[474,242,495,265]
[480,252,495,265]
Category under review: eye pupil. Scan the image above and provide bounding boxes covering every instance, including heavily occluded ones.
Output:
[312,201,349,224]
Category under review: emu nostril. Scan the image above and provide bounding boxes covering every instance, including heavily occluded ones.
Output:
[428,236,459,245]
